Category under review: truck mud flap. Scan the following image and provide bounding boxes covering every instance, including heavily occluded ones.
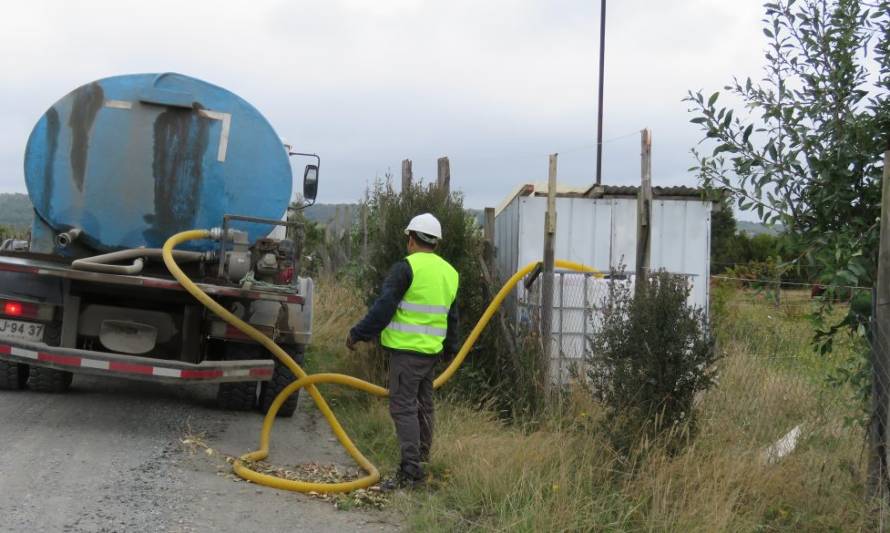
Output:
[0,340,273,384]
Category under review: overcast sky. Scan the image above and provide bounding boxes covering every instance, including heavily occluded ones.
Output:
[0,0,766,212]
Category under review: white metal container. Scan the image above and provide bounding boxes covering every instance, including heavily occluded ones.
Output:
[493,187,712,384]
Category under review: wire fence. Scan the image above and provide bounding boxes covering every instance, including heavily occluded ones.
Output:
[865,291,890,521]
[518,271,612,385]
[513,270,868,506]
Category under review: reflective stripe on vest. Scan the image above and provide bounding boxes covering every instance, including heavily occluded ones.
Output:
[385,321,448,337]
[397,302,450,314]
[381,252,459,355]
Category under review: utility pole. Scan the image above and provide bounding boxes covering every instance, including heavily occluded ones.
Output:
[635,129,652,283]
[541,154,558,396]
[869,146,890,503]
[594,0,607,186]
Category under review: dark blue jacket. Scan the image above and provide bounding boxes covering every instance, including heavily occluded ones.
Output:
[349,259,460,357]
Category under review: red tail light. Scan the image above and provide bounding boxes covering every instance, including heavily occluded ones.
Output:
[4,301,22,317]
[0,300,41,319]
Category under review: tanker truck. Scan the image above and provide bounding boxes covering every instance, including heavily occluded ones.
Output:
[0,73,317,417]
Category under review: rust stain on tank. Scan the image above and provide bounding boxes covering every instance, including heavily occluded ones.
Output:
[43,107,60,216]
[67,82,104,191]
[146,103,209,242]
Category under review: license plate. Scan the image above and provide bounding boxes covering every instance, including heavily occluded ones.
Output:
[0,319,44,342]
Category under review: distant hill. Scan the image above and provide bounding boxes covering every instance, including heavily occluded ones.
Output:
[0,194,370,230]
[0,192,487,231]
[302,203,484,226]
[0,193,32,228]
[737,220,783,236]
[303,203,358,224]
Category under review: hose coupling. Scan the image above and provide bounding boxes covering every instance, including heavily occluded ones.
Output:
[56,228,82,248]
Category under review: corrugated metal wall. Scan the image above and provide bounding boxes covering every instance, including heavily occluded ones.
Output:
[494,198,520,285]
[650,199,711,314]
[493,193,712,384]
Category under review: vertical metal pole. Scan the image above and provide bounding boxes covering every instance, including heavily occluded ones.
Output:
[594,0,607,186]
[582,273,589,359]
[558,272,565,388]
[870,148,890,503]
[541,154,558,397]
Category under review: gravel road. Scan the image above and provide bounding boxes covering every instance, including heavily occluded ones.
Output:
[0,375,401,533]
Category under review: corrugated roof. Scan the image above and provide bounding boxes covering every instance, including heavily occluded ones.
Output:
[586,185,706,198]
[494,182,713,216]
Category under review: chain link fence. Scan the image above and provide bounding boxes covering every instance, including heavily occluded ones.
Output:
[516,271,868,510]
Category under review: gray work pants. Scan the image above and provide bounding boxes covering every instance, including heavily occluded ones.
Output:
[388,352,439,477]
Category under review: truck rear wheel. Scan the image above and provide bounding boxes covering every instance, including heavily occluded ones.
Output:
[259,345,305,418]
[0,361,28,390]
[216,343,259,411]
[217,381,258,411]
[28,366,73,393]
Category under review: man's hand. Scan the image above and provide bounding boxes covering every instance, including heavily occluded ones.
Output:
[346,333,357,352]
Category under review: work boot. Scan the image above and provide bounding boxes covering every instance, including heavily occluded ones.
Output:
[379,468,425,491]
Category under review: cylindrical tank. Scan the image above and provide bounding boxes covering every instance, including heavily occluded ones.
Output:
[24,73,293,252]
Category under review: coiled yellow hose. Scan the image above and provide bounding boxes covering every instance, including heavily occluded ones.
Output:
[162,229,601,493]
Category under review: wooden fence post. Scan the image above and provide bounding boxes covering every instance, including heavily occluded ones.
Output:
[869,146,890,504]
[401,159,413,194]
[361,202,369,260]
[484,207,496,274]
[636,128,653,283]
[541,154,558,396]
[437,157,451,196]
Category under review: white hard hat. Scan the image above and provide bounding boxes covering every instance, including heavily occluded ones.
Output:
[405,213,442,242]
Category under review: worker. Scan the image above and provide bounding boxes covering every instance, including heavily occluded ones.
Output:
[346,213,459,489]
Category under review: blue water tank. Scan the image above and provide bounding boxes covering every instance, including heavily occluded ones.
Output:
[24,73,293,252]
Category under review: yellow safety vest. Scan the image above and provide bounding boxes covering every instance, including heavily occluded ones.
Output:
[381,252,459,355]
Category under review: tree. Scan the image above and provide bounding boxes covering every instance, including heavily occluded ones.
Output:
[686,0,889,342]
[710,198,738,273]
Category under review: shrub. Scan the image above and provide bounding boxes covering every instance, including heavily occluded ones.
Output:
[287,206,329,277]
[586,270,718,453]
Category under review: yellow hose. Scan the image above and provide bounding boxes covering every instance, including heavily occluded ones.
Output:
[162,229,601,493]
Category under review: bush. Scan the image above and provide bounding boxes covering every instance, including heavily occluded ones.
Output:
[286,206,329,277]
[586,270,718,453]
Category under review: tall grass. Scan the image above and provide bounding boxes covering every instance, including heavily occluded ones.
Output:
[307,277,870,531]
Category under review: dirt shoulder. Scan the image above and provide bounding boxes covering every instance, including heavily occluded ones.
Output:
[0,375,402,532]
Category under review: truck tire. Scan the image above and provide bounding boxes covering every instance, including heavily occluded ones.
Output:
[0,361,28,390]
[28,366,73,393]
[217,380,259,411]
[259,345,305,418]
[217,343,260,411]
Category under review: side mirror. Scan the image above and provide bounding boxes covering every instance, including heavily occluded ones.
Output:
[303,164,319,203]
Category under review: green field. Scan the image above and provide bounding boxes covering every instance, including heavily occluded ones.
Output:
[301,278,869,531]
